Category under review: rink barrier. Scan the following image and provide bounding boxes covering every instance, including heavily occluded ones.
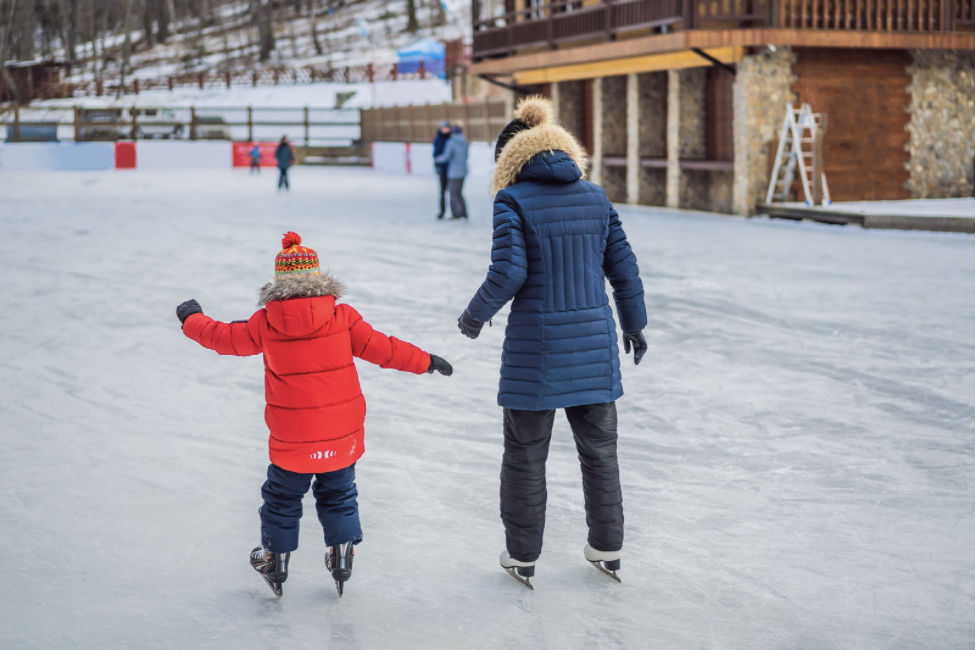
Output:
[371,141,495,177]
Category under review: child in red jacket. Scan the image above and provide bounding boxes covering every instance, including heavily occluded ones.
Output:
[176,232,452,598]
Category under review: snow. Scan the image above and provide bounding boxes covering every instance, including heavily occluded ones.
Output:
[0,167,974,649]
[813,198,976,219]
[33,79,453,110]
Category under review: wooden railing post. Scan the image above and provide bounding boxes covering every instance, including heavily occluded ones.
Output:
[247,106,253,142]
[13,104,20,142]
[547,1,555,48]
[131,106,138,140]
[73,105,80,142]
[604,0,613,40]
[304,106,310,146]
[190,106,197,141]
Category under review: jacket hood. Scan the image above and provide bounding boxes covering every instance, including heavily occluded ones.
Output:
[515,150,582,185]
[492,96,589,194]
[258,272,345,335]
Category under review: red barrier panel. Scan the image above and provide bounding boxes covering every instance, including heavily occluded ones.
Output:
[115,141,137,169]
[232,142,279,168]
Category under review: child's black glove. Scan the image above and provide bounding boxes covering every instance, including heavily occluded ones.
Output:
[176,299,203,325]
[457,310,483,339]
[623,330,647,365]
[427,354,453,376]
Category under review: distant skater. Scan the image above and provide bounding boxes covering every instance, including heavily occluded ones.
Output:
[457,96,648,589]
[432,121,452,219]
[175,232,453,598]
[275,136,294,191]
[434,124,469,219]
[249,144,262,174]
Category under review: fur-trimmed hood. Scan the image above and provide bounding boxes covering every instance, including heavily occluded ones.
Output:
[492,96,589,194]
[258,271,345,306]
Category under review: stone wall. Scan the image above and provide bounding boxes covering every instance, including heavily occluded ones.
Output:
[601,75,628,202]
[678,68,706,159]
[638,71,666,158]
[906,50,975,198]
[732,47,796,216]
[558,79,585,145]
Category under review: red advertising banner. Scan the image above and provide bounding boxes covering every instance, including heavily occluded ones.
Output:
[232,142,280,168]
[115,141,137,169]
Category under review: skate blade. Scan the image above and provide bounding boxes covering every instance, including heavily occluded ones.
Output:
[589,561,622,583]
[503,567,534,590]
[335,581,344,598]
[261,574,283,598]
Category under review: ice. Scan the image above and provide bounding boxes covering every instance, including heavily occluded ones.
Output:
[0,168,973,649]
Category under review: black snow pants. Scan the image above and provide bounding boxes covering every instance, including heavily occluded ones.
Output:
[500,402,623,563]
[448,177,468,218]
[277,166,290,190]
[436,166,449,217]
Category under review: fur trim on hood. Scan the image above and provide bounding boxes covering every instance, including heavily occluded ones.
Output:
[492,96,589,194]
[258,272,345,306]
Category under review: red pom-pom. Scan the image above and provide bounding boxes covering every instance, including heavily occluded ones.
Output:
[282,232,302,249]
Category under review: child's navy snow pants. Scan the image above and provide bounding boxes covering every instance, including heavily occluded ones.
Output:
[259,463,362,553]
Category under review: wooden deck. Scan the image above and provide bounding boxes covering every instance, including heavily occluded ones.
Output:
[469,28,974,75]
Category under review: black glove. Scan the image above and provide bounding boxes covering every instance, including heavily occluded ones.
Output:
[623,330,647,365]
[427,354,453,376]
[457,310,484,339]
[176,299,203,325]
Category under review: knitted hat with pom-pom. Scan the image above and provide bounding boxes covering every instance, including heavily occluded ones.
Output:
[275,232,320,276]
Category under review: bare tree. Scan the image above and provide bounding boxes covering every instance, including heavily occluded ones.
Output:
[117,0,131,98]
[308,0,322,55]
[405,0,419,32]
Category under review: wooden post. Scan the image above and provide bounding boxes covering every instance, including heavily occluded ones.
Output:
[253,70,258,87]
[168,76,174,91]
[247,106,253,142]
[190,107,197,141]
[73,105,81,142]
[134,78,139,94]
[483,98,492,143]
[13,105,20,142]
[226,70,231,88]
[131,106,138,140]
[304,106,310,146]
[198,72,204,89]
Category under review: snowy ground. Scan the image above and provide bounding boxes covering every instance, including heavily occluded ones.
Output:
[790,198,975,219]
[0,168,974,649]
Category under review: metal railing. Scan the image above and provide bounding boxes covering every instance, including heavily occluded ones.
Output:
[473,0,973,60]
[1,105,360,145]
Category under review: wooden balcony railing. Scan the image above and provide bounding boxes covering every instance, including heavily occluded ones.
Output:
[473,0,973,60]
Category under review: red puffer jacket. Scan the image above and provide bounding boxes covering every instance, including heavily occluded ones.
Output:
[183,273,430,473]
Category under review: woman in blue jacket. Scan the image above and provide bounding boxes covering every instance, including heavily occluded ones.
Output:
[433,124,469,219]
[457,96,647,587]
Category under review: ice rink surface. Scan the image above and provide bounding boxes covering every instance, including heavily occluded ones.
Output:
[0,167,974,649]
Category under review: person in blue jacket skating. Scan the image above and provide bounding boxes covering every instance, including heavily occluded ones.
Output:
[457,96,648,588]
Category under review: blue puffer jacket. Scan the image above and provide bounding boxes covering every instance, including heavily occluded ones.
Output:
[466,111,646,411]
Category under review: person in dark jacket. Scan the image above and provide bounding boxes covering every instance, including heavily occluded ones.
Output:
[457,96,648,586]
[249,143,262,174]
[432,122,452,219]
[275,136,295,191]
[433,124,469,219]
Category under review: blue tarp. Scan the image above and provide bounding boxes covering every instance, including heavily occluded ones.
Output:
[396,39,446,78]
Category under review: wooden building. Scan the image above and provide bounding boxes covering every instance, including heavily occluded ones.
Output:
[468,0,975,212]
[1,60,70,104]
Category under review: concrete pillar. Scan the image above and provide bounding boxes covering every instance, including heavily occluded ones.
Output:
[626,73,640,205]
[551,81,561,123]
[666,69,681,209]
[591,77,603,186]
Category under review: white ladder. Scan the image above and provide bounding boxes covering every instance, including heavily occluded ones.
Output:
[765,103,831,206]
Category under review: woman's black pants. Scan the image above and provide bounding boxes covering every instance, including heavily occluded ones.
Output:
[500,402,624,562]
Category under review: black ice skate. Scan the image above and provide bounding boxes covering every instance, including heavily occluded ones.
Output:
[584,543,621,583]
[325,542,355,597]
[499,551,535,590]
[250,546,290,597]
